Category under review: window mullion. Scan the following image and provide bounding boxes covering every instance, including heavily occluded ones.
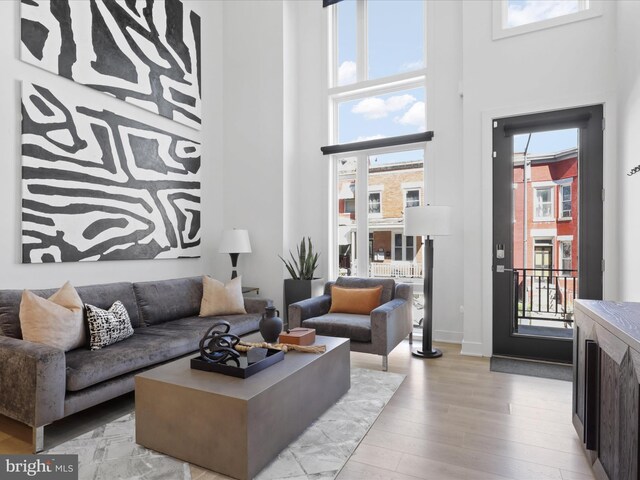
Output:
[357,0,367,83]
[356,154,369,277]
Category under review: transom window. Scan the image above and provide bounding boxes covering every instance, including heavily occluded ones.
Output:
[506,0,586,28]
[493,0,602,40]
[534,187,554,220]
[334,0,425,86]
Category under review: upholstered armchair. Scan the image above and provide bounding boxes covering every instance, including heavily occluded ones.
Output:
[288,277,413,371]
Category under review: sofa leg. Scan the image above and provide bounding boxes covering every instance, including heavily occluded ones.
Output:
[32,426,44,453]
[409,332,413,345]
[382,355,388,372]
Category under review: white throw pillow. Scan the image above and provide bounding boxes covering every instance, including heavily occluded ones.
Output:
[199,276,247,317]
[19,281,85,352]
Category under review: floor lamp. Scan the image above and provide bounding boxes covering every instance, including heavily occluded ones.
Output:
[404,206,452,359]
[219,229,252,279]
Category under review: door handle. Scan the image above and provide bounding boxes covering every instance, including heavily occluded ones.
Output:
[495,266,513,273]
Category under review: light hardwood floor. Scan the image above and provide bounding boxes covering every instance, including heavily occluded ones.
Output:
[0,341,593,480]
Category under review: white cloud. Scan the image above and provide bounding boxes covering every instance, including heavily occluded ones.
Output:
[352,94,416,120]
[401,60,424,71]
[338,61,357,85]
[395,101,425,130]
[507,0,580,28]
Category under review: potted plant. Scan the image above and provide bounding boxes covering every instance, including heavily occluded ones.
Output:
[279,237,324,323]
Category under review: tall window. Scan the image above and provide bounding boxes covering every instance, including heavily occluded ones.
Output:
[330,0,427,283]
[368,192,381,214]
[559,184,571,219]
[534,187,554,221]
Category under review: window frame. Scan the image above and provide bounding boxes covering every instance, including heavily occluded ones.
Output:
[533,186,554,222]
[492,0,603,41]
[330,144,428,279]
[368,190,382,216]
[558,183,572,220]
[328,0,430,281]
[330,0,428,91]
[404,188,421,209]
[559,240,572,274]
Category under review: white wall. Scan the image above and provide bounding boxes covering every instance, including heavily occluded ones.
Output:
[460,0,619,356]
[0,0,224,290]
[617,0,640,301]
[221,1,287,311]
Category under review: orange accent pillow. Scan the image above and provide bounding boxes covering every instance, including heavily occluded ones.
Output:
[329,286,383,315]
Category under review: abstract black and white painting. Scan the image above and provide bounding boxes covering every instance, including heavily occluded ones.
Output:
[22,82,201,263]
[21,0,202,130]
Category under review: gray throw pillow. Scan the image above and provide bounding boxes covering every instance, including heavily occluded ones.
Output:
[86,301,134,350]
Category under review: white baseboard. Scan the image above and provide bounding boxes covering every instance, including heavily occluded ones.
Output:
[460,340,484,357]
[434,330,463,344]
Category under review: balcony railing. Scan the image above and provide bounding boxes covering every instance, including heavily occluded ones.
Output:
[513,268,577,330]
[370,261,423,278]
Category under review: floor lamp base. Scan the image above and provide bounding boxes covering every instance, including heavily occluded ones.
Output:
[411,347,443,359]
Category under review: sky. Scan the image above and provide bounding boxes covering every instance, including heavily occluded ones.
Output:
[506,0,581,28]
[336,0,579,161]
[337,0,425,154]
[513,128,578,155]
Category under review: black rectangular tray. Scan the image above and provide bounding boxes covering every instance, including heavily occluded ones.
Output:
[190,348,285,379]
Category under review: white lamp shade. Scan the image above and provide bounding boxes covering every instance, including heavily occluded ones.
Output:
[218,229,252,253]
[404,206,452,236]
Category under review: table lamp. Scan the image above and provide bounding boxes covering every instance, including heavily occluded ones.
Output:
[404,206,451,358]
[219,229,252,279]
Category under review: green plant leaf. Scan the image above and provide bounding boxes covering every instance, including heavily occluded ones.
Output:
[278,236,320,280]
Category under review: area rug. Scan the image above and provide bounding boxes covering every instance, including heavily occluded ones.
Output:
[48,367,405,480]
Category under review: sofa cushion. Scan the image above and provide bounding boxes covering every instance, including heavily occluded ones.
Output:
[0,288,56,339]
[133,277,203,326]
[77,283,141,329]
[0,282,140,339]
[147,314,262,340]
[65,313,262,391]
[334,277,395,304]
[303,313,371,343]
[65,330,198,391]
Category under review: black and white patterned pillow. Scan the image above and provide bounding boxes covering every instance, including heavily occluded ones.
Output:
[86,301,134,350]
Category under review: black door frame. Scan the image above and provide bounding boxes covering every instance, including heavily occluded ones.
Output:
[492,105,604,363]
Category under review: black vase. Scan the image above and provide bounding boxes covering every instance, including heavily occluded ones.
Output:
[260,306,283,343]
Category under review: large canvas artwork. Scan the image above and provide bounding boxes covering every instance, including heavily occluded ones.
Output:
[22,82,201,263]
[21,0,202,130]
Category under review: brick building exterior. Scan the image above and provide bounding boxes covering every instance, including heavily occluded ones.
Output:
[337,157,424,277]
[512,148,578,273]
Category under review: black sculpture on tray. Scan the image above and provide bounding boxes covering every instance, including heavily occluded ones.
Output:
[199,321,241,367]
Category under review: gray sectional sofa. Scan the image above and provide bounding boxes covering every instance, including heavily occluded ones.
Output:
[0,276,271,451]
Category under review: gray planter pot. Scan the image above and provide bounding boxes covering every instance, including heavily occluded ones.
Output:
[284,278,325,324]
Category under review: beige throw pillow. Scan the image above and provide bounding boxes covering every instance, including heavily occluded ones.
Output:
[19,282,85,352]
[200,276,247,317]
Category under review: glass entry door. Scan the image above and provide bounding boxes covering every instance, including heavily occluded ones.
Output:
[492,106,604,363]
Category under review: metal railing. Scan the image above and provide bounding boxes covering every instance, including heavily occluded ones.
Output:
[370,261,423,278]
[513,268,577,330]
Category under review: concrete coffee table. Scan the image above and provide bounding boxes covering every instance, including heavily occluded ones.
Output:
[135,335,350,480]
